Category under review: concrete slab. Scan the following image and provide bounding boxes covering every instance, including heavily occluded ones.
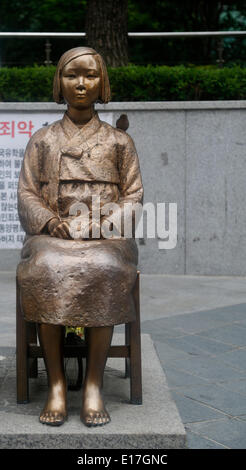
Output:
[0,334,186,449]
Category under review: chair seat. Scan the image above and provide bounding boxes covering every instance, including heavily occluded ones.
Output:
[16,271,142,405]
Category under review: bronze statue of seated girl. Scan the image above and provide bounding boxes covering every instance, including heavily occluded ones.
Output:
[17,47,143,427]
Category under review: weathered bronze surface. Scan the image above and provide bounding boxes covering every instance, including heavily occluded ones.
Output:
[17,47,143,427]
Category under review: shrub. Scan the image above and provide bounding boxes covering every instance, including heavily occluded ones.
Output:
[0,65,245,101]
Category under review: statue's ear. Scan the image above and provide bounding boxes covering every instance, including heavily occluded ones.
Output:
[116,114,129,132]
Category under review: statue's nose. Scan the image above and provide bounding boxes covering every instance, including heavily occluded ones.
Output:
[76,77,85,89]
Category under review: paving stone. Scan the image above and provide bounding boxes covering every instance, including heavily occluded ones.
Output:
[234,319,246,328]
[186,417,246,449]
[215,379,246,398]
[166,355,246,382]
[237,415,246,421]
[218,303,246,314]
[153,340,191,363]
[199,324,246,347]
[141,319,187,339]
[171,391,226,424]
[174,383,246,417]
[186,430,229,449]
[142,312,233,335]
[215,348,246,371]
[163,367,211,389]
[209,304,246,322]
[163,334,235,358]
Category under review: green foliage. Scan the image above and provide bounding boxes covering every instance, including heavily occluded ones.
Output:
[0,65,245,102]
[0,66,56,101]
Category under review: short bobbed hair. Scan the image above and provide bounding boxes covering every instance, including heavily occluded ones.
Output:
[53,47,111,104]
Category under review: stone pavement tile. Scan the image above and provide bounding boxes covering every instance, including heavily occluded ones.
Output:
[186,417,246,449]
[142,306,246,337]
[234,319,246,328]
[209,304,246,322]
[237,415,246,421]
[174,384,246,417]
[163,334,236,358]
[141,319,187,339]
[165,355,246,381]
[141,303,179,321]
[199,324,246,347]
[220,303,246,313]
[142,311,233,335]
[214,348,246,371]
[215,379,246,398]
[171,391,227,424]
[186,430,229,449]
[153,339,191,363]
[163,367,213,389]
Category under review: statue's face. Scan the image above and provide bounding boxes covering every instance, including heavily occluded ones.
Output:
[60,54,101,109]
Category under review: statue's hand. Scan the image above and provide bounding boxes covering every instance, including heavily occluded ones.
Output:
[69,218,101,240]
[48,218,71,239]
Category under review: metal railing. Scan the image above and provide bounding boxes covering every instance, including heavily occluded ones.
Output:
[0,31,246,66]
[0,31,246,37]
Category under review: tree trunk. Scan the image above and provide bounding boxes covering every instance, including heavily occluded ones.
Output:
[193,1,224,62]
[85,0,128,67]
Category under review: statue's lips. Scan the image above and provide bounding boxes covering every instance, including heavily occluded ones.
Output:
[76,94,86,98]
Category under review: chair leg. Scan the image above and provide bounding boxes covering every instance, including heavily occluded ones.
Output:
[125,323,130,378]
[129,272,142,404]
[27,322,38,379]
[16,276,29,403]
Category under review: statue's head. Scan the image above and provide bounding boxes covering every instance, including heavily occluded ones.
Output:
[53,47,111,106]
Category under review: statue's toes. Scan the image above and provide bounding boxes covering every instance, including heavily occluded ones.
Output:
[39,411,49,423]
[101,411,110,425]
[94,412,105,426]
[82,409,111,427]
[40,410,66,426]
[83,411,94,426]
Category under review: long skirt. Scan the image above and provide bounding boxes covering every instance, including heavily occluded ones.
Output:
[17,234,138,327]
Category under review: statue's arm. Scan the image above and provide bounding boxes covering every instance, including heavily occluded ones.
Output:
[17,135,57,235]
[101,132,144,238]
[117,133,144,205]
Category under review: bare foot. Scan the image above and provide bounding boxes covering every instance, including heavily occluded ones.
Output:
[39,380,67,426]
[81,382,110,427]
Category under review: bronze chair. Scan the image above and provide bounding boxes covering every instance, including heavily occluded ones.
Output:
[16,271,142,406]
